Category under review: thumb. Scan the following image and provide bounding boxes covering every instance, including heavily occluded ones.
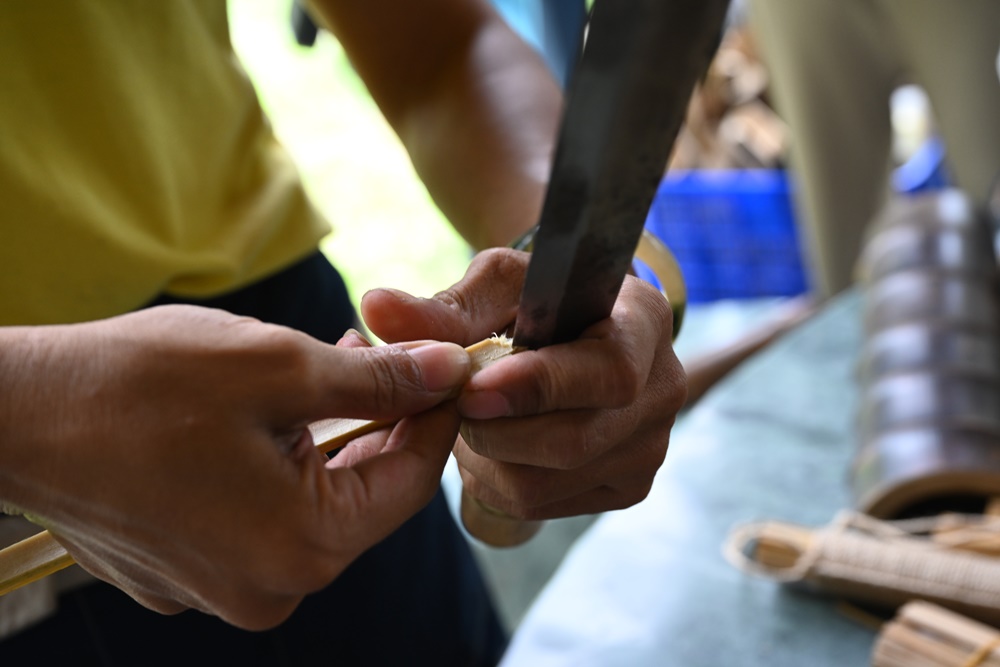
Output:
[361,248,529,345]
[307,340,471,422]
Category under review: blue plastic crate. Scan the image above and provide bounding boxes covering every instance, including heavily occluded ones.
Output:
[640,169,808,303]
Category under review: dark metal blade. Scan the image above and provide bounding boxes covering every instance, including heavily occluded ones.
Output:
[512,0,730,350]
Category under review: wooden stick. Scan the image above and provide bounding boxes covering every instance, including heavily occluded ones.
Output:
[0,336,514,597]
[681,295,816,407]
[0,530,75,597]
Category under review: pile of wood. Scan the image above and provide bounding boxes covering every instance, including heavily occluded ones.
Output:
[668,24,787,171]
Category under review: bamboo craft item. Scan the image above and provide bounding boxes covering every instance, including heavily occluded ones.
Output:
[851,190,1000,519]
[0,335,515,598]
[724,510,1000,626]
[873,601,1000,667]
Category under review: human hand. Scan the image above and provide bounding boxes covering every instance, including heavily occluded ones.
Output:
[360,248,688,521]
[0,305,471,629]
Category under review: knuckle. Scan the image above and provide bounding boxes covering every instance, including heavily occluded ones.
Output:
[248,326,313,378]
[525,359,565,413]
[608,348,645,407]
[475,247,528,276]
[435,247,527,328]
[365,347,424,412]
[460,422,493,459]
[540,425,593,470]
[432,285,471,317]
[466,462,545,512]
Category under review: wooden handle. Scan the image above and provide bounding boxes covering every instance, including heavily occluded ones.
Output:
[0,336,516,596]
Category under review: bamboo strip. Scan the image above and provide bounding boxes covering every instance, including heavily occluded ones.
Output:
[0,335,514,596]
[872,601,1000,667]
[0,530,75,597]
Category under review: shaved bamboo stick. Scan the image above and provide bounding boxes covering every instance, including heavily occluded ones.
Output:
[724,511,1000,626]
[0,530,75,597]
[0,335,514,596]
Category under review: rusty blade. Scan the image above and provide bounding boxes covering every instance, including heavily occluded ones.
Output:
[512,0,730,350]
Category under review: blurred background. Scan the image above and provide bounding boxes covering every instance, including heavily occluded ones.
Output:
[230,0,474,313]
[230,0,949,318]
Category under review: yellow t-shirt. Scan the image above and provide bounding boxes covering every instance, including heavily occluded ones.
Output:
[0,1,331,325]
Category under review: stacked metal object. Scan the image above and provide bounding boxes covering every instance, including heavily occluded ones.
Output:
[851,188,1000,519]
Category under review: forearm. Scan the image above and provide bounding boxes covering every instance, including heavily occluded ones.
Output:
[307,0,563,249]
[395,20,562,250]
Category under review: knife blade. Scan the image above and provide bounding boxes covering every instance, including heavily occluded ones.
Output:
[461,0,731,547]
[512,0,731,350]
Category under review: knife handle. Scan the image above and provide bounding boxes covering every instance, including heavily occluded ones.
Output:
[459,230,686,547]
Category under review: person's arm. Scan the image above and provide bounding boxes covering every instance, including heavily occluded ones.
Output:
[306,0,562,249]
[0,306,471,629]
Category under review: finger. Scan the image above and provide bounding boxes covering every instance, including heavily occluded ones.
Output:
[458,280,672,419]
[458,329,684,467]
[322,402,462,548]
[459,408,630,468]
[361,248,529,345]
[325,428,392,469]
[303,340,471,422]
[454,424,668,512]
[455,447,661,521]
[462,467,652,520]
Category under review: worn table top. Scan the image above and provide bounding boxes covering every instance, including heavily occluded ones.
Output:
[499,289,879,666]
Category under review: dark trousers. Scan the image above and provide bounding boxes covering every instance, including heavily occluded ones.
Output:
[1,252,508,666]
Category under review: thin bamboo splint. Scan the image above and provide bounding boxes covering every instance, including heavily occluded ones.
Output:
[0,335,514,597]
[724,510,1000,626]
[873,601,1000,667]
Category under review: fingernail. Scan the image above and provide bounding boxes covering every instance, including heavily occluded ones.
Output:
[347,328,370,342]
[337,329,373,349]
[363,287,414,305]
[457,391,510,420]
[407,342,471,392]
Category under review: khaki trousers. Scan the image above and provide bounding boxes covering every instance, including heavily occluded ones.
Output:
[748,0,1000,297]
